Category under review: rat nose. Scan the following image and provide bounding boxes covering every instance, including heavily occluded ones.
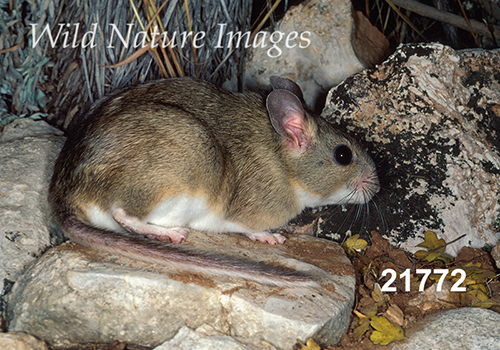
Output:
[357,169,380,200]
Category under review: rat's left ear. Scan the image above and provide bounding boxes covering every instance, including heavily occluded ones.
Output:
[270,76,304,102]
[266,89,312,153]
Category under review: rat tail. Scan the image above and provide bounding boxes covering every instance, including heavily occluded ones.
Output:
[62,215,319,288]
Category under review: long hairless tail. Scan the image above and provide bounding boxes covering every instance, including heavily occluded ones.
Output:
[62,215,319,288]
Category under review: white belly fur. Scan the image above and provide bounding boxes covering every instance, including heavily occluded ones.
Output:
[146,196,254,233]
[87,205,127,233]
[87,196,254,234]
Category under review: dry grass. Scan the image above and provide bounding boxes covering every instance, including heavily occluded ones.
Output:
[0,0,254,128]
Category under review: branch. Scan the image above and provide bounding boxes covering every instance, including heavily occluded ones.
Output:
[390,0,500,40]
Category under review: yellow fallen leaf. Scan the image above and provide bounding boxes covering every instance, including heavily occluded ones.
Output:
[370,316,405,345]
[460,287,499,308]
[353,316,371,341]
[467,270,496,284]
[413,250,427,259]
[361,304,379,318]
[413,231,453,264]
[462,276,478,287]
[450,265,496,288]
[471,299,500,308]
[429,272,450,283]
[417,231,446,252]
[297,338,321,350]
[468,284,488,293]
[460,262,482,269]
[415,250,453,264]
[372,283,386,304]
[342,234,368,256]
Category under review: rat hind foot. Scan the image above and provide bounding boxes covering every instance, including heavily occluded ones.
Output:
[112,208,188,244]
[244,231,286,245]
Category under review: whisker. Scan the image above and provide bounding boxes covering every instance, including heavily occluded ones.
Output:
[371,196,387,234]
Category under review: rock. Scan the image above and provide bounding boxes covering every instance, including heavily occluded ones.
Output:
[455,246,497,271]
[6,232,355,349]
[0,119,65,294]
[407,281,461,313]
[0,119,63,142]
[315,43,500,256]
[390,307,500,350]
[155,326,256,350]
[0,332,48,350]
[492,244,500,270]
[243,0,389,112]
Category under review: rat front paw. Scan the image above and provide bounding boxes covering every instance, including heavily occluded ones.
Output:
[245,231,286,245]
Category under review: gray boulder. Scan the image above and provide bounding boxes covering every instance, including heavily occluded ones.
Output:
[390,307,500,350]
[315,43,500,256]
[0,119,64,294]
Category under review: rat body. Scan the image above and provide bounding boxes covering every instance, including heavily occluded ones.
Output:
[49,77,379,287]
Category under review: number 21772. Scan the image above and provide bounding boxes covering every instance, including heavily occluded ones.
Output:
[380,268,467,292]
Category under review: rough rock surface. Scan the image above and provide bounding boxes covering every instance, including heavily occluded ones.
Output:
[243,0,389,112]
[0,119,64,294]
[312,43,500,255]
[407,281,460,313]
[7,232,355,349]
[0,332,49,350]
[390,307,500,350]
[492,243,500,270]
[155,326,258,350]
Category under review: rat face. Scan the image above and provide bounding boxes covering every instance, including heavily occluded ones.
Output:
[291,120,380,209]
[265,77,379,209]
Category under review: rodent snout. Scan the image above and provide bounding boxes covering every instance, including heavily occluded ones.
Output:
[354,169,380,203]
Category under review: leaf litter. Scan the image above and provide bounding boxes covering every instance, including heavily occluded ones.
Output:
[300,230,500,350]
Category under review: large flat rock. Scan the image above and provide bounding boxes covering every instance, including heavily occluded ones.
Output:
[7,231,355,349]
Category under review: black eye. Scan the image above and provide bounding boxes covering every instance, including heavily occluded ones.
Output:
[333,144,353,166]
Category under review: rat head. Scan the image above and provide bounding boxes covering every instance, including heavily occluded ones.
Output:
[266,77,379,207]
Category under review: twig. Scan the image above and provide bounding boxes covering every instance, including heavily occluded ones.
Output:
[415,234,467,264]
[390,0,500,39]
[386,0,429,41]
[251,0,282,38]
[456,0,480,46]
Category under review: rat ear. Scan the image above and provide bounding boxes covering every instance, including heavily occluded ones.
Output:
[266,89,312,152]
[270,76,304,102]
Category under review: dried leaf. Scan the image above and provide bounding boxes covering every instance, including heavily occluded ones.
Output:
[370,316,405,345]
[413,250,427,260]
[384,304,405,327]
[461,262,482,269]
[372,283,385,303]
[458,263,496,284]
[471,300,500,308]
[417,231,446,252]
[469,284,488,293]
[361,304,380,318]
[460,287,499,308]
[413,231,453,264]
[353,316,371,341]
[342,234,368,256]
[297,338,321,350]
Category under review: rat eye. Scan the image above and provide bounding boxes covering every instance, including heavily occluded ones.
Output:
[333,144,353,166]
